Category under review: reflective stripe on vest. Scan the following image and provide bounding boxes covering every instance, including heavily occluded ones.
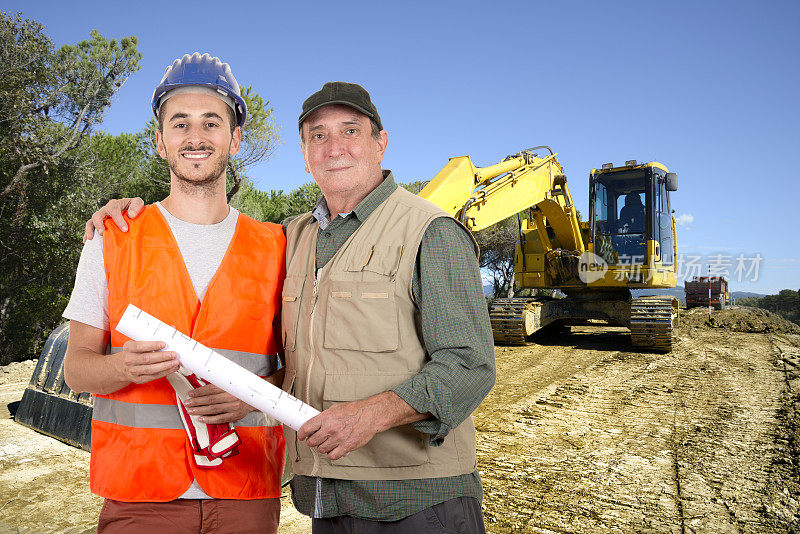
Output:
[93,396,271,428]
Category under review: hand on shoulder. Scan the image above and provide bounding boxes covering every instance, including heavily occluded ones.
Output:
[83,197,145,242]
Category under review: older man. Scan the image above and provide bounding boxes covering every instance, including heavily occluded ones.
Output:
[86,81,494,534]
[279,82,494,534]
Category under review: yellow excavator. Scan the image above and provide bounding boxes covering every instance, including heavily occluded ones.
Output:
[419,147,679,351]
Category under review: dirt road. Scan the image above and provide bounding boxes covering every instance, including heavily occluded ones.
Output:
[476,308,800,533]
[1,307,799,533]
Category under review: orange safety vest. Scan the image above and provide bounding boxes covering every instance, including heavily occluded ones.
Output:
[93,205,286,502]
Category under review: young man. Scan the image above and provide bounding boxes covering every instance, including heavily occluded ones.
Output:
[64,53,285,533]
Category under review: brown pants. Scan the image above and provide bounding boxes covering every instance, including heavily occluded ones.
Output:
[97,497,280,534]
[311,497,486,534]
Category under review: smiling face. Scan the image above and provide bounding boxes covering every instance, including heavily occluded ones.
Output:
[300,104,387,203]
[155,92,241,191]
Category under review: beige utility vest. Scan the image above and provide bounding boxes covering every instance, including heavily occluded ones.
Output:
[281,187,479,480]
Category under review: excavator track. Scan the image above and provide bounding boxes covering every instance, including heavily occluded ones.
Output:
[489,298,535,345]
[629,296,678,351]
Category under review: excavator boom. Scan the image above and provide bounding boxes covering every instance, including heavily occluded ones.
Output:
[419,148,583,249]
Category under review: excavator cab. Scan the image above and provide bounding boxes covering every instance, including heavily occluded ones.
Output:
[589,161,677,284]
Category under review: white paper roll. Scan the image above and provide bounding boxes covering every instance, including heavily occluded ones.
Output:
[115,304,319,431]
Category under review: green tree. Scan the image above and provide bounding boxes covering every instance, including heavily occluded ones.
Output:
[475,215,519,297]
[400,180,427,195]
[0,13,141,364]
[226,86,280,202]
[231,180,321,224]
[1,16,141,200]
[78,128,170,205]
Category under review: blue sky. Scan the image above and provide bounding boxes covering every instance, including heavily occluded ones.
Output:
[7,0,799,293]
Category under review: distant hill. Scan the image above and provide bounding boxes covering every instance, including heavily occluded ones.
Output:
[632,287,685,301]
[634,286,763,303]
[731,291,765,300]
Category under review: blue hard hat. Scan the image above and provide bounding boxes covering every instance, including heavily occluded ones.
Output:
[151,53,247,127]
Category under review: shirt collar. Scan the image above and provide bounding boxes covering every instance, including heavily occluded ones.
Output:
[311,170,398,229]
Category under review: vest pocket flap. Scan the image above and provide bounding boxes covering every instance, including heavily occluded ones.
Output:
[345,244,404,276]
[322,373,413,402]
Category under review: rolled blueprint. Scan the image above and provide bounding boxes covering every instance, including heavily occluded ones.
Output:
[115,304,319,431]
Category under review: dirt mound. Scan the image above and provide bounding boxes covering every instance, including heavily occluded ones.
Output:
[681,306,800,334]
[0,359,35,386]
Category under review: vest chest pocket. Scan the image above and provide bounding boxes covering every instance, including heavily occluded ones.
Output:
[323,281,398,352]
[346,244,404,277]
[281,276,305,352]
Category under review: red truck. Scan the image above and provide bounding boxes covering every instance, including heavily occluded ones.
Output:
[685,276,729,310]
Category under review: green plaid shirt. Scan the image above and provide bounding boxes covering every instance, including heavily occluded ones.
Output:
[290,172,495,521]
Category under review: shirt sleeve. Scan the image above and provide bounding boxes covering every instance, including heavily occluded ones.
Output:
[390,217,496,445]
[62,234,109,331]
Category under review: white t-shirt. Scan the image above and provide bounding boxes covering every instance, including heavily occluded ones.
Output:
[63,202,239,499]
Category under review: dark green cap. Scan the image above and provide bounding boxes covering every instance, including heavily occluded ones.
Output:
[298,81,383,132]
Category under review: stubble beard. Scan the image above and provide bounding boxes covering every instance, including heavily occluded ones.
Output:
[167,144,230,196]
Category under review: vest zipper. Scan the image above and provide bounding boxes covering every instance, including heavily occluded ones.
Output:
[306,276,321,476]
[305,277,318,402]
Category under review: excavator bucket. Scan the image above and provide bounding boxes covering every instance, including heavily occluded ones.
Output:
[15,323,93,450]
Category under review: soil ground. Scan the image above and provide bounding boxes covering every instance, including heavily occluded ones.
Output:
[1,306,799,533]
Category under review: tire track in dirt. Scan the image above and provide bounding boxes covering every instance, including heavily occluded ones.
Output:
[475,325,800,533]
